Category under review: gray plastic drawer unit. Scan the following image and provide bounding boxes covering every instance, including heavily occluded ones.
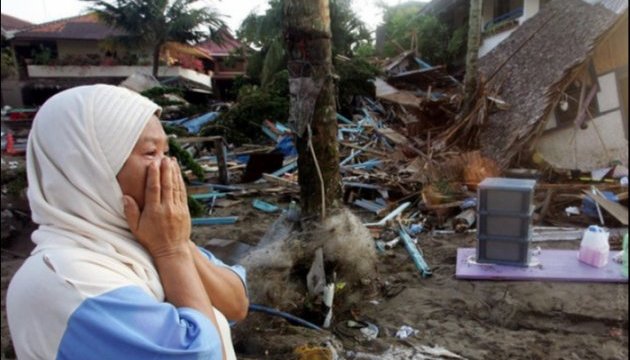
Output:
[476,237,532,267]
[477,206,534,240]
[478,178,536,213]
[476,177,536,266]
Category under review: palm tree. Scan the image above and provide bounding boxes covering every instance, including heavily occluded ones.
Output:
[84,0,225,76]
[284,0,342,220]
[461,0,482,116]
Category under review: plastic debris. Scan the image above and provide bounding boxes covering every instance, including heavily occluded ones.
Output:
[395,325,418,339]
[565,206,580,216]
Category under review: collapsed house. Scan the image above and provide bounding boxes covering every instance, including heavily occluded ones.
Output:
[476,0,628,171]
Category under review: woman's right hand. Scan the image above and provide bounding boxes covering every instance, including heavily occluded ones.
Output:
[123,157,192,259]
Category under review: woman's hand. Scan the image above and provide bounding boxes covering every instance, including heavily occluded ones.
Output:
[123,157,191,259]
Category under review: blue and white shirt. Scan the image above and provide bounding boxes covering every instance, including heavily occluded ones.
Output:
[7,246,246,360]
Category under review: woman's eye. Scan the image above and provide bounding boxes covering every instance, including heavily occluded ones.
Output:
[145,150,157,156]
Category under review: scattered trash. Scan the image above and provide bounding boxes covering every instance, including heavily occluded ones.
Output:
[356,321,379,341]
[384,237,401,250]
[395,325,418,339]
[565,206,581,216]
[453,208,475,233]
[409,224,423,235]
[294,344,334,360]
[287,200,300,222]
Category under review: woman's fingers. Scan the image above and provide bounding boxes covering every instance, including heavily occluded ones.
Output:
[161,157,173,204]
[171,158,183,205]
[145,161,161,206]
[174,161,188,207]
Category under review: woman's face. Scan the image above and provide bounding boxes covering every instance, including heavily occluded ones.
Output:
[116,116,169,210]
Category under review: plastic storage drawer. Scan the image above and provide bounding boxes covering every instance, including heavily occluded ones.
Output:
[478,177,536,213]
[477,211,533,240]
[476,237,532,267]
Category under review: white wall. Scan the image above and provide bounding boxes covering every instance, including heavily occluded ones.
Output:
[27,65,212,89]
[536,110,628,170]
[479,30,517,58]
[521,0,540,23]
[479,0,541,58]
[596,72,620,112]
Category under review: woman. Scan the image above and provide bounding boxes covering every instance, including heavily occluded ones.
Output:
[7,84,248,359]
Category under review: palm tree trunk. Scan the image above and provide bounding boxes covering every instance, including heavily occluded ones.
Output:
[461,0,482,116]
[152,44,162,77]
[284,0,342,220]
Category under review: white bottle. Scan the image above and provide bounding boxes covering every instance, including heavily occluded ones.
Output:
[578,225,610,268]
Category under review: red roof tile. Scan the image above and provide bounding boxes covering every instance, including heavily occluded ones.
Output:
[13,13,124,40]
[1,13,34,31]
[196,28,244,56]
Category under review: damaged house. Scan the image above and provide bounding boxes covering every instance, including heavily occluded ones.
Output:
[476,0,628,171]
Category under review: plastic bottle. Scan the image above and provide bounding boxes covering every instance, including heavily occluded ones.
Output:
[577,225,610,268]
[622,232,628,278]
[286,200,300,222]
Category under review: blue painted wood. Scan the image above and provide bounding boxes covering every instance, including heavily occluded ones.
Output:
[190,192,227,201]
[399,227,432,278]
[252,199,281,213]
[191,216,239,225]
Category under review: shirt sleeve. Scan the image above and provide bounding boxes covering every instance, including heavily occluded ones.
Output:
[196,246,248,296]
[57,285,222,360]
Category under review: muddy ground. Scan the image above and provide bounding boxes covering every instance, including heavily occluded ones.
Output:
[1,158,628,359]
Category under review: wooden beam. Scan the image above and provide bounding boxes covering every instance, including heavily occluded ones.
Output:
[582,190,628,225]
[174,136,223,144]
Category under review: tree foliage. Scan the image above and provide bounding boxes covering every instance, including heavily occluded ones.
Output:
[83,0,225,76]
[1,48,17,79]
[237,0,372,84]
[335,57,380,114]
[379,1,467,67]
[200,70,290,144]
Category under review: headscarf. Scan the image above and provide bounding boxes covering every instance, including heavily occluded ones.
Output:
[26,84,164,299]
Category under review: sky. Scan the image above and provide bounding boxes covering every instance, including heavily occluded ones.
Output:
[0,0,422,34]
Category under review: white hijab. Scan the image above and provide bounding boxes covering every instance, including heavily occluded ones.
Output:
[26,84,164,299]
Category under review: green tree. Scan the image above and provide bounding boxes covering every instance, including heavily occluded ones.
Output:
[1,48,18,79]
[238,0,372,85]
[84,0,225,76]
[379,1,465,67]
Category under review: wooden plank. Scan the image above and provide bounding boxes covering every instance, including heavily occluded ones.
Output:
[262,173,299,187]
[339,142,387,157]
[376,127,409,146]
[173,136,223,143]
[536,189,555,225]
[582,190,628,225]
[191,216,239,225]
